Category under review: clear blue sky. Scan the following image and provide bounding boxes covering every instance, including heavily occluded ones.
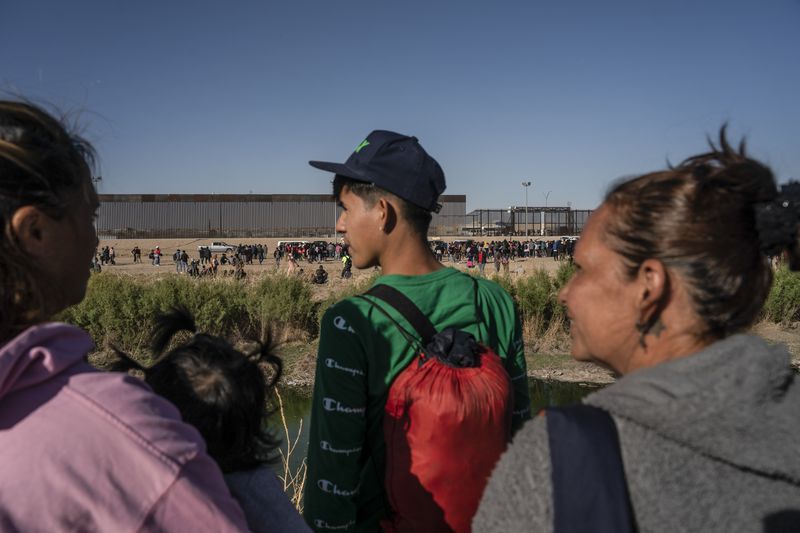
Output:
[3,0,798,210]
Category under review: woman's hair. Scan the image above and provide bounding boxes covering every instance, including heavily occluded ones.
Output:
[333,174,433,237]
[0,100,96,340]
[602,126,794,340]
[111,307,283,473]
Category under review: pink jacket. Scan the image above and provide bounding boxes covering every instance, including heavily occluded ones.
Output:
[0,323,250,531]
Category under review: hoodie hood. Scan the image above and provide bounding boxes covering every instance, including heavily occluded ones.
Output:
[0,322,93,400]
[586,334,800,485]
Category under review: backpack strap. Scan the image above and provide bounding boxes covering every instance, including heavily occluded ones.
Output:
[546,404,637,533]
[364,284,437,344]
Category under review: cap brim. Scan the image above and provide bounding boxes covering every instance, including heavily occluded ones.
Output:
[309,161,369,182]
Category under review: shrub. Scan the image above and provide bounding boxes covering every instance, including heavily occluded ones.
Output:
[247,274,316,341]
[315,272,380,325]
[553,262,575,293]
[59,273,317,356]
[515,269,554,331]
[61,274,151,350]
[763,267,800,323]
[490,274,516,299]
[487,265,573,352]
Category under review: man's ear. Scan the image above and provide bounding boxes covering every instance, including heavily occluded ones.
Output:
[636,258,668,312]
[11,205,51,260]
[376,197,398,233]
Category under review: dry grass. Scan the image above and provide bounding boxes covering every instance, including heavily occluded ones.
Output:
[523,313,570,354]
[274,387,308,513]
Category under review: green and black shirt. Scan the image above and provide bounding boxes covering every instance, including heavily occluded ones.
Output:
[304,268,530,532]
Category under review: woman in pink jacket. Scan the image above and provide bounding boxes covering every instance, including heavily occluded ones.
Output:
[0,100,250,531]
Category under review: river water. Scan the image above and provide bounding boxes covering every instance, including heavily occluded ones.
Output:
[274,378,604,473]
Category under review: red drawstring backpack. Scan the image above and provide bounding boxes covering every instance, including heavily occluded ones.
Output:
[361,283,513,533]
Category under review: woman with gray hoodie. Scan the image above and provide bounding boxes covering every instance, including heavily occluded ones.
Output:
[474,129,800,533]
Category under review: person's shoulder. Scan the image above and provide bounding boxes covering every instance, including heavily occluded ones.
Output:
[320,293,374,328]
[225,467,310,533]
[66,370,204,466]
[473,415,552,532]
[474,275,515,305]
[225,465,284,496]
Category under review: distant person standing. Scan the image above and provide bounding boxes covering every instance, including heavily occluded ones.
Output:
[340,253,352,278]
[287,255,299,275]
[478,247,487,276]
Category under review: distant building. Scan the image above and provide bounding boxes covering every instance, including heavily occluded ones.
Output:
[464,206,592,236]
[97,193,467,238]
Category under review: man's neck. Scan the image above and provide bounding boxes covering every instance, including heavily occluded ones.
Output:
[378,231,443,276]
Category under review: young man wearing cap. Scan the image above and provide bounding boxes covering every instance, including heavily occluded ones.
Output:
[304,130,530,532]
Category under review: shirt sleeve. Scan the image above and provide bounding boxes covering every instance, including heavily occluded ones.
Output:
[142,454,250,531]
[476,280,532,435]
[506,309,532,433]
[303,304,369,532]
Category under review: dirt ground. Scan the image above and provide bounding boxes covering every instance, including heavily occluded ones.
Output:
[97,237,566,302]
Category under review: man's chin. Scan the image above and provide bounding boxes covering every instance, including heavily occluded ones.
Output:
[352,257,378,270]
[570,351,591,362]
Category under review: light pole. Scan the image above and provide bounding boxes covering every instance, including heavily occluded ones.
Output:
[521,181,532,237]
[331,179,338,241]
[567,201,572,235]
[92,175,102,235]
[542,190,551,236]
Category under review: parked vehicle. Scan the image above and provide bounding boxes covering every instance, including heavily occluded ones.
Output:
[198,241,235,253]
[276,240,309,250]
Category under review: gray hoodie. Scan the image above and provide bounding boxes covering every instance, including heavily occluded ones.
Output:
[474,334,800,532]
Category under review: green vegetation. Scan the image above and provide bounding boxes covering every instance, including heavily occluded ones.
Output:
[59,273,315,361]
[315,272,379,326]
[492,262,575,351]
[762,267,800,323]
[61,261,800,374]
[246,275,317,340]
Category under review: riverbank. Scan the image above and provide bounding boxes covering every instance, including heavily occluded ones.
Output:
[86,323,799,387]
[74,251,800,384]
[272,322,800,388]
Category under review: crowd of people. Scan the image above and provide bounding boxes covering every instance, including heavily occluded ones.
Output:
[93,237,575,284]
[1,101,798,532]
[431,237,576,263]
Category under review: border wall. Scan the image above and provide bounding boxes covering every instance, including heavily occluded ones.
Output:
[97,194,467,238]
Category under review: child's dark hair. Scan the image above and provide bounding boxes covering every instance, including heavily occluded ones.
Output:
[111,307,283,473]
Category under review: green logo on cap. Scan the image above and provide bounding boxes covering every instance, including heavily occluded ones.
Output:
[354,139,370,153]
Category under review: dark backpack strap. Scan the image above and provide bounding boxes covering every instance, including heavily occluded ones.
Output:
[546,404,637,533]
[364,284,437,344]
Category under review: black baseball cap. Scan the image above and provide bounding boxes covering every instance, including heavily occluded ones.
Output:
[309,130,446,212]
